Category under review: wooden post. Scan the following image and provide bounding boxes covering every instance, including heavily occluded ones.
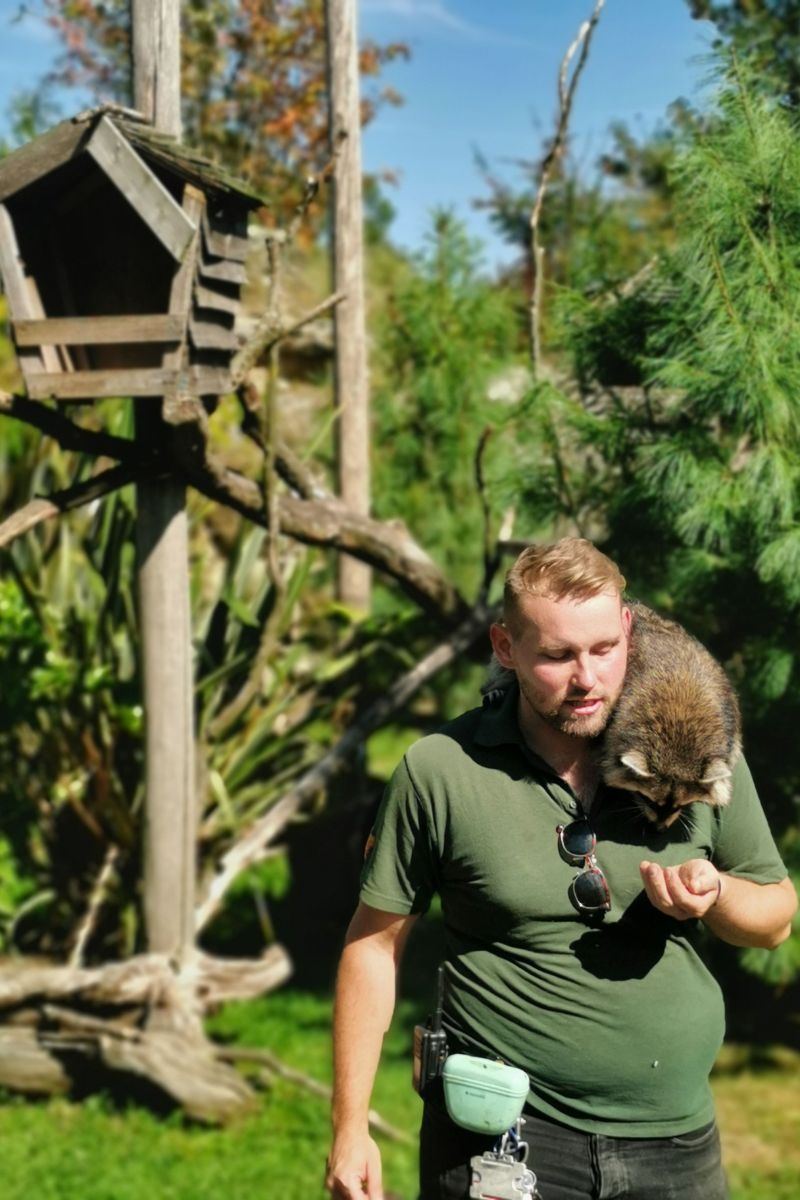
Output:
[325,0,372,613]
[132,0,196,961]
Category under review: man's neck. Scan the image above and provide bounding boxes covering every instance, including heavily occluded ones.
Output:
[516,696,599,809]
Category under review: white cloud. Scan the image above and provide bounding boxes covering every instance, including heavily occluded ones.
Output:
[360,0,539,48]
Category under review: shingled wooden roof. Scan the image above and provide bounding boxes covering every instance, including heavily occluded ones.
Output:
[0,105,267,211]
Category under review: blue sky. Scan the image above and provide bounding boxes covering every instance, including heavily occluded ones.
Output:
[0,0,715,268]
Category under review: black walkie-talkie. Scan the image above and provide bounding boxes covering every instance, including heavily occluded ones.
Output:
[412,964,449,1096]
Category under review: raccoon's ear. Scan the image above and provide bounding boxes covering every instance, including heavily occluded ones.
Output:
[701,759,732,785]
[620,750,653,779]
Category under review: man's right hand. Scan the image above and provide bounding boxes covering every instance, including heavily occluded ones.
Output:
[325,1132,383,1200]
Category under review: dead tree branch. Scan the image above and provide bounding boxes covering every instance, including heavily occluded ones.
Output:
[231,290,345,386]
[0,391,140,461]
[163,407,469,623]
[216,1045,412,1143]
[529,0,605,373]
[0,464,139,551]
[68,845,121,969]
[0,389,467,624]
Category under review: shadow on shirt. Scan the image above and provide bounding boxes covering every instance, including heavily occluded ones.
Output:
[569,891,681,981]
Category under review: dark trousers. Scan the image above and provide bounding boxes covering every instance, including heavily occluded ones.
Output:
[419,1097,729,1200]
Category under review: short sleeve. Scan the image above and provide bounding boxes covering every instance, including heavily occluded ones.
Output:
[359,755,439,915]
[711,756,788,883]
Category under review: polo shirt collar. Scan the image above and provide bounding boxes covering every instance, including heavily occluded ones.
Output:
[475,680,577,786]
[475,682,523,748]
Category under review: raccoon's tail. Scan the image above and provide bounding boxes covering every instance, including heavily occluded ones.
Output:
[480,656,516,704]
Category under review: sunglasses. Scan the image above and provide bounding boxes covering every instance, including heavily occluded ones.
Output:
[556,820,611,917]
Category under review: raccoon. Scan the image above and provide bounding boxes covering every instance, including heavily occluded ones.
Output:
[483,602,741,830]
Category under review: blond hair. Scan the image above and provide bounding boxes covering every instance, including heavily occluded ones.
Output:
[504,538,626,626]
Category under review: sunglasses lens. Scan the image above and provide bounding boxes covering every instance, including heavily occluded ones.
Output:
[559,820,595,862]
[571,868,610,913]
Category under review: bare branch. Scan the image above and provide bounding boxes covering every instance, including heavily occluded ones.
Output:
[529,0,606,373]
[195,603,493,931]
[68,845,121,969]
[231,290,345,386]
[0,465,139,551]
[165,411,469,623]
[0,390,139,462]
[216,1045,412,1143]
[474,426,501,602]
[0,386,466,623]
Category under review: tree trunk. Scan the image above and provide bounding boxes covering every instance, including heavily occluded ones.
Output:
[326,0,372,612]
[132,0,196,961]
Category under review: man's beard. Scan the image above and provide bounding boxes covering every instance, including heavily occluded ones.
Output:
[518,678,616,739]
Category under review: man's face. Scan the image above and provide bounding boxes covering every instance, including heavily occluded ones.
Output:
[490,590,631,739]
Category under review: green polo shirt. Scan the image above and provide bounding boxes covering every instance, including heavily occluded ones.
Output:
[360,686,788,1137]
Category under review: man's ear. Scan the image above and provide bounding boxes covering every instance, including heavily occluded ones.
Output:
[621,605,632,639]
[489,622,515,670]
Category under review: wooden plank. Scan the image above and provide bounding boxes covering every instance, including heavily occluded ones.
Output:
[190,365,232,396]
[193,283,240,316]
[198,256,247,285]
[86,117,195,262]
[27,368,180,400]
[327,0,371,610]
[188,317,238,351]
[13,314,184,346]
[24,277,62,372]
[201,208,249,262]
[0,202,46,376]
[0,120,87,203]
[163,186,205,381]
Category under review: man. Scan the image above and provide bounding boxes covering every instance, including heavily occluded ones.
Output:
[326,539,796,1200]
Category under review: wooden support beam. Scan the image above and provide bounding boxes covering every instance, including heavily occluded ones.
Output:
[13,314,184,346]
[326,0,372,611]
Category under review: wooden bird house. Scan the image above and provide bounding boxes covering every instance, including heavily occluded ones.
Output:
[0,107,266,403]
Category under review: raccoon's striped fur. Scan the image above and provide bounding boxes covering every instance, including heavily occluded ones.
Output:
[483,602,741,830]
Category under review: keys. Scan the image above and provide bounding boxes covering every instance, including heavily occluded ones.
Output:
[470,1119,540,1198]
[468,1152,539,1198]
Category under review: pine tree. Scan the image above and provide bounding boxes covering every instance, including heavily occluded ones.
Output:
[521,60,800,984]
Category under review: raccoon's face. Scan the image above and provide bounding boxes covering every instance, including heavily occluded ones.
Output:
[606,749,733,830]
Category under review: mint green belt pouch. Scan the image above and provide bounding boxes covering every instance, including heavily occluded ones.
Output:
[441,1053,529,1134]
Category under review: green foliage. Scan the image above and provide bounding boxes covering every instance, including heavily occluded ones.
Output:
[35,0,408,227]
[512,58,800,983]
[0,89,61,156]
[689,0,800,107]
[476,121,678,293]
[372,211,520,597]
[0,428,445,957]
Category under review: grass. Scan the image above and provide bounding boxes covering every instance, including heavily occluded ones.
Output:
[0,988,797,1199]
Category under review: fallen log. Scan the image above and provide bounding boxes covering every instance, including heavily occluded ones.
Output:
[0,945,293,1123]
[0,945,292,1014]
[216,1045,412,1144]
[0,1027,71,1095]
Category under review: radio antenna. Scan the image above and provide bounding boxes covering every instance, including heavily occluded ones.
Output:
[431,964,445,1033]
